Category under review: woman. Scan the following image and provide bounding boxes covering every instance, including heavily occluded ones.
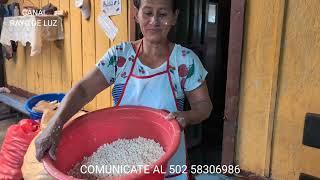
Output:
[35,0,213,179]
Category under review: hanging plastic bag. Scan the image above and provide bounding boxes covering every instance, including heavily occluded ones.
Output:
[0,119,40,180]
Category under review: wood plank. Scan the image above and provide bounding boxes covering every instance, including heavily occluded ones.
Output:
[41,0,54,94]
[60,0,72,92]
[34,0,44,94]
[34,49,44,94]
[25,46,35,93]
[70,0,83,87]
[4,54,17,87]
[23,0,42,94]
[95,0,111,110]
[222,0,246,167]
[16,43,27,90]
[128,0,136,41]
[82,0,96,111]
[109,0,128,46]
[0,93,29,115]
[6,85,35,98]
[28,51,43,94]
[49,0,63,93]
[42,39,53,93]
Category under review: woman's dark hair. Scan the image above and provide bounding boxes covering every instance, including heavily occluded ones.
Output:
[133,0,178,12]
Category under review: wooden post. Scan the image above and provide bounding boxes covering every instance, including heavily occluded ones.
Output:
[222,0,246,166]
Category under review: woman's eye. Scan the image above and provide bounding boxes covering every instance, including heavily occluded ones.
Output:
[159,14,167,17]
[144,12,153,16]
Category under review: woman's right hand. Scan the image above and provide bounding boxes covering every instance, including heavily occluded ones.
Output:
[35,123,62,162]
[34,67,110,162]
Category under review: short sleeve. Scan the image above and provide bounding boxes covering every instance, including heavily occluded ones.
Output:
[96,46,117,85]
[182,51,208,92]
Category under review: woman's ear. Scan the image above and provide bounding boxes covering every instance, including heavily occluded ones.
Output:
[172,9,179,25]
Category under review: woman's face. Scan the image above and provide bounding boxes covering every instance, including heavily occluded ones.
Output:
[135,0,178,43]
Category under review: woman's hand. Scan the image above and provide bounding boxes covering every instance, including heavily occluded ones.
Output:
[35,123,62,162]
[166,82,213,129]
[34,67,110,162]
[166,112,187,129]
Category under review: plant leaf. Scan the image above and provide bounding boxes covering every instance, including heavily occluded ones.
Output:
[187,61,195,78]
[108,56,117,67]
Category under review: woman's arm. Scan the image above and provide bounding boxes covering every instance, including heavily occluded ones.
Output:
[50,67,110,127]
[35,67,110,161]
[167,82,213,128]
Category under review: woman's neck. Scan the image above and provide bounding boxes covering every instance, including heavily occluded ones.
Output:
[141,38,169,59]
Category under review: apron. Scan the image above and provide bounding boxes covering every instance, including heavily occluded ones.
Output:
[116,41,189,180]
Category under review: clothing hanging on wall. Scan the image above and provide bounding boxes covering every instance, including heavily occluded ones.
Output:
[0,3,20,60]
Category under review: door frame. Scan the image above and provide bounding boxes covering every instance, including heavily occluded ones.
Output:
[221,0,246,166]
[128,0,246,167]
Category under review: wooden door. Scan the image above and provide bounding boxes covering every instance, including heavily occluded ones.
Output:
[170,0,231,165]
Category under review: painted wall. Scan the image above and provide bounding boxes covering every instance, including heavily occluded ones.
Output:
[4,0,129,111]
[237,0,320,179]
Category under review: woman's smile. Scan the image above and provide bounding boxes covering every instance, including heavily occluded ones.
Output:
[145,28,162,32]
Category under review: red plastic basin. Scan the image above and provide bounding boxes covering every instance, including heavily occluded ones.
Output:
[43,106,181,180]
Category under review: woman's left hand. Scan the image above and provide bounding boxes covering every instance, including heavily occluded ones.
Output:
[166,112,187,129]
[165,83,213,129]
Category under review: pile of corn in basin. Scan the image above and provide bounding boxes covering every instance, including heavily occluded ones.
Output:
[68,137,165,179]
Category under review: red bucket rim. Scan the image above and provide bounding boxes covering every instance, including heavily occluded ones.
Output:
[43,105,181,180]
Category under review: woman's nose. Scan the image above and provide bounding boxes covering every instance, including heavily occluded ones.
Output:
[150,15,161,26]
